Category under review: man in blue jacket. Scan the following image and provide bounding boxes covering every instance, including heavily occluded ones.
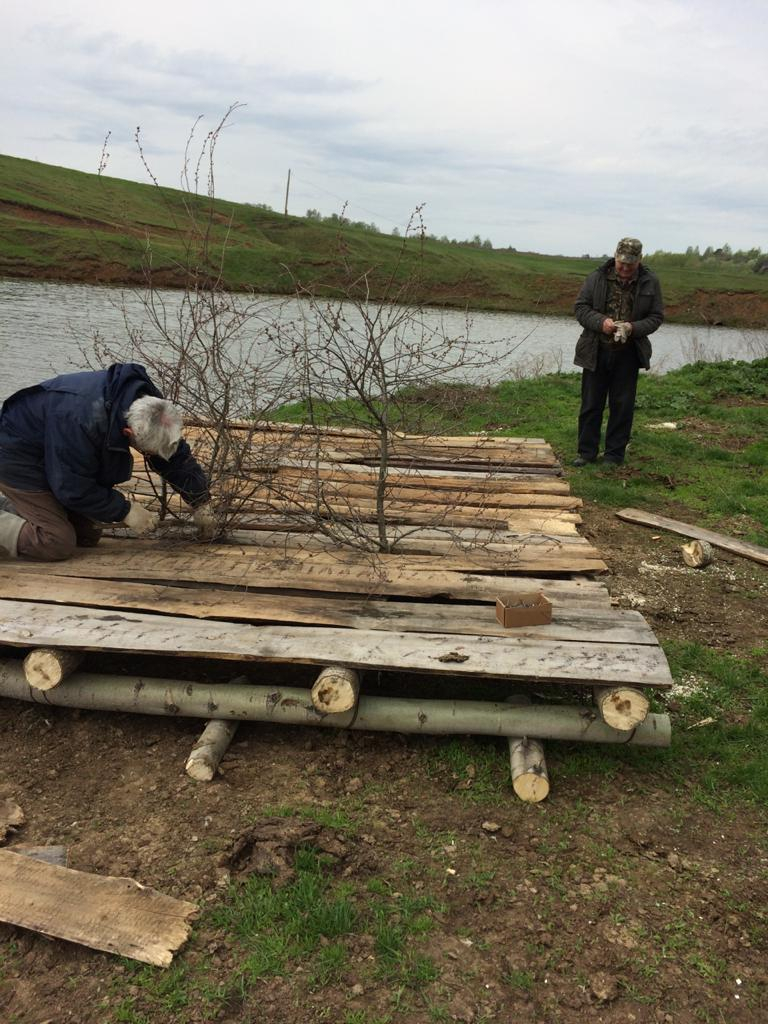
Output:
[0,363,215,560]
[573,238,664,466]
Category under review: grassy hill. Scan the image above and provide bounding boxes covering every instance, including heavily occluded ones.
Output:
[1,153,767,326]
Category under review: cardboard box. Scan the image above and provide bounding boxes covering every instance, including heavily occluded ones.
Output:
[495,592,552,628]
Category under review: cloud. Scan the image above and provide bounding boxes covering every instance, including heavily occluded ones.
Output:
[2,0,768,253]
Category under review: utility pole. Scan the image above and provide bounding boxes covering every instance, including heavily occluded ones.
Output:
[284,169,291,216]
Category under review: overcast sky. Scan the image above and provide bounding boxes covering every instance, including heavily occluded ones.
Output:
[4,0,767,256]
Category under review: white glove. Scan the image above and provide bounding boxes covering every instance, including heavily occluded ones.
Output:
[193,503,219,541]
[122,502,159,536]
[613,321,632,343]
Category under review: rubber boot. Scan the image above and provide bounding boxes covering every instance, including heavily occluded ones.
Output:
[0,510,25,558]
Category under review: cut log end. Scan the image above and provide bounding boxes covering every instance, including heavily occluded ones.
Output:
[593,685,650,731]
[23,648,84,691]
[512,770,551,803]
[311,666,361,714]
[184,719,239,782]
[508,734,550,803]
[681,539,714,568]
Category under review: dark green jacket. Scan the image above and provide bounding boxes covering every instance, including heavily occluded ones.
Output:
[574,259,664,371]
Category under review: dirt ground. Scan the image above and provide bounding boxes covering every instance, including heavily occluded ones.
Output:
[0,503,766,1024]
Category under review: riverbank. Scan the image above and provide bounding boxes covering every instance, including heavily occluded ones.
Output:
[2,153,768,328]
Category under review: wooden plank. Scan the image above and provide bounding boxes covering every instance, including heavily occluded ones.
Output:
[274,459,565,485]
[0,573,653,642]
[227,529,588,551]
[183,428,559,465]
[272,463,571,493]
[189,437,558,471]
[265,478,576,506]
[0,849,196,967]
[217,528,590,553]
[227,497,583,532]
[256,488,583,511]
[616,507,768,567]
[9,558,612,604]
[0,599,672,686]
[123,483,583,536]
[186,420,550,446]
[10,536,607,576]
[322,455,558,473]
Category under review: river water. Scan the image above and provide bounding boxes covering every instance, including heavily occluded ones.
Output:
[2,277,766,400]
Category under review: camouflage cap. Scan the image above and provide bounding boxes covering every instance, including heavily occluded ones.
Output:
[615,237,643,263]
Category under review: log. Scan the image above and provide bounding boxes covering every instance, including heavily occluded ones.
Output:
[185,719,239,781]
[23,648,84,691]
[311,666,361,714]
[593,686,650,731]
[0,662,672,747]
[506,696,549,802]
[509,737,550,802]
[681,539,714,568]
[616,508,768,567]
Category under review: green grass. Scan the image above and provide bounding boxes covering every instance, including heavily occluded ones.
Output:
[261,802,359,832]
[211,846,357,978]
[154,846,444,1016]
[3,152,768,324]
[423,736,509,803]
[545,643,768,807]
[409,640,768,810]
[279,358,768,543]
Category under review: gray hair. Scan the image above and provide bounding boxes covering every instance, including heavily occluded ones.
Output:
[125,396,184,460]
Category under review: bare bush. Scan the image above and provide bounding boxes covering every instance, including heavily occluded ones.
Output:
[283,207,520,552]
[89,107,304,534]
[90,114,528,555]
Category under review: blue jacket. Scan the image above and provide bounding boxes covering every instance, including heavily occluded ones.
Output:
[0,363,210,522]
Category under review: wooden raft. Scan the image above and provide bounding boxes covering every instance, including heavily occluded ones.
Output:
[0,425,673,695]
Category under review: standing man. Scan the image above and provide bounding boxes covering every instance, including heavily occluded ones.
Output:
[572,238,664,466]
[0,362,217,561]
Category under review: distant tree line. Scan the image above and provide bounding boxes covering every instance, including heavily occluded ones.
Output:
[253,201,766,270]
[304,208,500,251]
[580,244,767,273]
[649,244,767,274]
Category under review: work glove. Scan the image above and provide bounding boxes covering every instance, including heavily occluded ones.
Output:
[122,502,159,536]
[193,503,220,541]
[613,321,632,343]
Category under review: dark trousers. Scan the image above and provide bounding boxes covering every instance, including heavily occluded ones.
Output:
[0,481,102,560]
[577,343,640,463]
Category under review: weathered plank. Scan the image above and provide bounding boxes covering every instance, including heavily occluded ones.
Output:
[186,420,551,447]
[616,507,768,567]
[263,483,581,510]
[0,849,197,966]
[0,599,673,686]
[124,483,583,536]
[274,459,565,485]
[10,541,610,595]
[272,463,571,493]
[0,573,652,641]
[213,527,589,553]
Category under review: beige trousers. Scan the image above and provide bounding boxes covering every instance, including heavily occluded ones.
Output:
[0,482,102,561]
